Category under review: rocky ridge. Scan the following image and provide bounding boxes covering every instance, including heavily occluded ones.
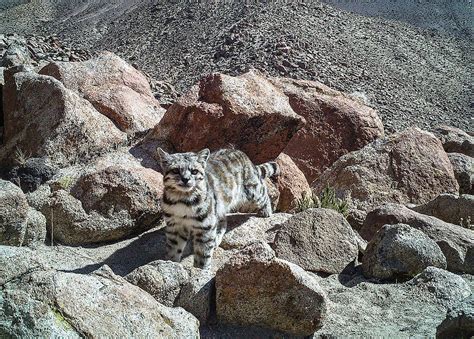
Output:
[0,39,473,338]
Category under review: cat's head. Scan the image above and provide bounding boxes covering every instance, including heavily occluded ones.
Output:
[157,148,210,193]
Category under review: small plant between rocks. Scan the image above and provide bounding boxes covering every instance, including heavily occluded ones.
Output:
[294,186,349,217]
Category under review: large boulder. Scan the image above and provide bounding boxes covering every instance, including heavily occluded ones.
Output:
[408,267,471,308]
[412,194,474,226]
[176,268,216,324]
[361,203,474,274]
[40,152,163,245]
[1,70,126,167]
[436,295,474,338]
[447,153,473,194]
[362,224,447,280]
[221,213,292,250]
[0,179,29,246]
[432,125,474,157]
[216,242,328,336]
[140,70,305,164]
[272,208,360,274]
[272,153,311,212]
[40,52,165,134]
[270,77,384,182]
[125,260,189,307]
[312,128,459,211]
[0,265,200,338]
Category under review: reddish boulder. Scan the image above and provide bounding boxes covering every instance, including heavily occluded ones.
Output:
[272,153,311,212]
[312,128,459,211]
[361,203,474,274]
[141,70,305,164]
[40,152,163,245]
[432,125,474,157]
[270,77,384,182]
[40,52,165,133]
[0,70,126,167]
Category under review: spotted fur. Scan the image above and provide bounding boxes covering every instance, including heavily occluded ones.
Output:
[157,148,279,269]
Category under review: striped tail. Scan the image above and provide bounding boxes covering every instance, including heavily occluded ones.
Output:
[257,161,280,179]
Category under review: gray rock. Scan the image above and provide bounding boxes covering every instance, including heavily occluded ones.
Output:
[25,184,51,211]
[125,260,189,307]
[221,213,291,250]
[408,267,471,308]
[272,208,359,274]
[447,153,473,194]
[0,246,45,285]
[361,203,474,274]
[0,179,29,246]
[436,295,474,338]
[1,40,31,67]
[23,207,46,246]
[1,265,200,338]
[216,242,328,336]
[363,224,447,280]
[315,266,470,337]
[176,268,215,323]
[432,125,474,157]
[413,193,474,226]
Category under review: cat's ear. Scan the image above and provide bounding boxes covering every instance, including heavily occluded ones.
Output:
[197,148,210,164]
[157,147,170,169]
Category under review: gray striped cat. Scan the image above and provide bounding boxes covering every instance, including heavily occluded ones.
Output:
[157,148,279,269]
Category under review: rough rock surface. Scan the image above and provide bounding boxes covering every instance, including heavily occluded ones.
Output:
[1,70,126,167]
[312,127,459,211]
[408,267,471,308]
[216,242,328,336]
[0,179,29,246]
[176,268,216,324]
[0,265,200,338]
[413,194,474,226]
[270,77,384,182]
[432,125,474,157]
[221,213,291,250]
[23,207,46,246]
[6,157,57,193]
[362,224,447,280]
[272,208,359,274]
[436,295,474,339]
[125,260,189,307]
[1,39,31,67]
[39,52,165,133]
[272,153,311,212]
[315,266,471,337]
[447,153,473,194]
[140,70,305,164]
[361,203,474,274]
[40,153,163,245]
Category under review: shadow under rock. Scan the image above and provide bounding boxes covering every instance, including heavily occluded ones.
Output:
[64,228,169,276]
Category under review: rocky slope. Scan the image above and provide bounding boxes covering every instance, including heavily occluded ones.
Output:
[0,0,472,132]
[1,46,474,337]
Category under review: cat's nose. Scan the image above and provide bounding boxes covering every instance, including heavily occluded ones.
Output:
[181,177,190,184]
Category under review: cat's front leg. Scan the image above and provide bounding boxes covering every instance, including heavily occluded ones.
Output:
[193,224,217,269]
[165,222,189,262]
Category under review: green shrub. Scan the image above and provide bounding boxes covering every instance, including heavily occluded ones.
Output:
[294,186,349,217]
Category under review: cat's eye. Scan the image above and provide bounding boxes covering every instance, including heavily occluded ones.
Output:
[191,169,199,175]
[171,168,180,174]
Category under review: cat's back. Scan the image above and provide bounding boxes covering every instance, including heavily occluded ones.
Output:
[206,149,259,212]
